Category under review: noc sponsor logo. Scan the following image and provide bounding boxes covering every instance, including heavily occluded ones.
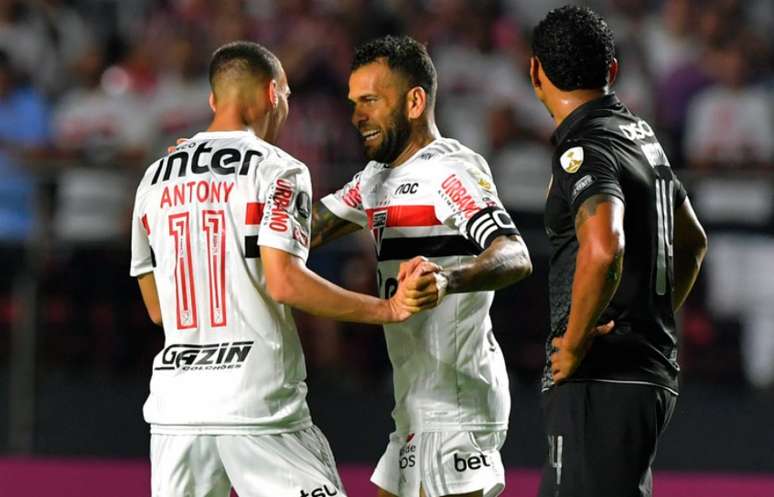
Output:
[440,174,481,219]
[155,341,253,371]
[453,452,492,472]
[394,182,419,195]
[269,178,294,232]
[299,485,338,497]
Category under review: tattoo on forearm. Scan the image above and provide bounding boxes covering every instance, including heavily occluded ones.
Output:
[310,203,360,248]
[607,251,623,282]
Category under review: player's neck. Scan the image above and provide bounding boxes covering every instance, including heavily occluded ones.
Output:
[207,108,269,140]
[550,89,608,128]
[389,121,441,168]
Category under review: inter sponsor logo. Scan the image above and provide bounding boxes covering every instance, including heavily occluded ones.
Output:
[155,341,253,371]
[151,142,263,185]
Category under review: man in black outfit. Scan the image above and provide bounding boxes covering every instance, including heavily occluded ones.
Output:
[529,6,708,497]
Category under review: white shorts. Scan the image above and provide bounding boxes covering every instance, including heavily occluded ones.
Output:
[150,426,345,497]
[370,431,506,497]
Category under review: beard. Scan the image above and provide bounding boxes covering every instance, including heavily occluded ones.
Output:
[365,99,412,164]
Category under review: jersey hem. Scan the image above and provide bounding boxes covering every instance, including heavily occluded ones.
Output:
[149,418,313,435]
[391,422,508,436]
[542,378,679,396]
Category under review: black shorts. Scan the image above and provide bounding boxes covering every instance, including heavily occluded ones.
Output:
[538,381,677,497]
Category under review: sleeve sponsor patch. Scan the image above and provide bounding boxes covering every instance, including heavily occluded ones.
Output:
[440,173,484,219]
[571,174,596,203]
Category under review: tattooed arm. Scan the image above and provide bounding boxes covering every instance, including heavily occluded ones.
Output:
[310,202,363,249]
[551,194,624,382]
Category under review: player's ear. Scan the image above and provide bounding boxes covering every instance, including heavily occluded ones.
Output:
[267,79,279,109]
[607,58,619,88]
[529,57,542,90]
[208,92,216,113]
[406,86,427,120]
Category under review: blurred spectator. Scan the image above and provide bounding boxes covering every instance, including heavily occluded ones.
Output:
[486,104,551,213]
[27,0,93,96]
[707,233,774,389]
[51,43,151,243]
[683,38,774,170]
[0,50,50,243]
[150,30,211,155]
[0,0,51,91]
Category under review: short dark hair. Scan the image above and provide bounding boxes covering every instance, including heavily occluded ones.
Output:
[532,5,616,91]
[208,41,279,89]
[352,35,437,102]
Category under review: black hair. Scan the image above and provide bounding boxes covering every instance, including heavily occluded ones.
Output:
[352,35,437,102]
[208,41,279,89]
[532,5,616,91]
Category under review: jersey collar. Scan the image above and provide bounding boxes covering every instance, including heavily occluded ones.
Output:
[550,93,620,147]
[191,130,254,140]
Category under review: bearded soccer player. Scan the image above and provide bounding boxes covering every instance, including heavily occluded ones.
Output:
[311,36,532,497]
[130,41,435,497]
[529,6,708,497]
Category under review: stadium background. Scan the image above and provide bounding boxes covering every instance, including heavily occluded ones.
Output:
[0,0,773,495]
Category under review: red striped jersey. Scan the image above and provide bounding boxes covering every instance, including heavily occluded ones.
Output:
[322,137,517,434]
[130,130,313,434]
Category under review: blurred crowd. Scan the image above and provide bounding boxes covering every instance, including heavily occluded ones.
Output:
[1,0,773,391]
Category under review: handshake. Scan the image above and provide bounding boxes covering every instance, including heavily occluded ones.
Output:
[386,256,448,322]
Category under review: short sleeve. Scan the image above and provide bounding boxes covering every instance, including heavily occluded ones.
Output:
[320,170,368,227]
[258,163,313,262]
[130,187,154,277]
[554,140,624,216]
[672,173,688,207]
[433,160,520,251]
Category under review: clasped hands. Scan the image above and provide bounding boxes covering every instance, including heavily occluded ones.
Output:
[389,256,444,319]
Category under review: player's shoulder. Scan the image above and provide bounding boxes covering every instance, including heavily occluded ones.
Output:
[257,139,309,175]
[425,137,492,178]
[135,155,166,194]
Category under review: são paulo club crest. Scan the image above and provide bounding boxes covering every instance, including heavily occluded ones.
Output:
[370,209,388,254]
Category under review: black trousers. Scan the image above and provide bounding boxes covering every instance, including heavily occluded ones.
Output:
[538,381,677,497]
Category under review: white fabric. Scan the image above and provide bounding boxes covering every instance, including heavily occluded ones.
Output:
[131,130,314,433]
[321,137,511,434]
[370,431,506,497]
[151,426,345,497]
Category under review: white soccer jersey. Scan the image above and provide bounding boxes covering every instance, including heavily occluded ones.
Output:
[130,130,314,434]
[322,137,518,434]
